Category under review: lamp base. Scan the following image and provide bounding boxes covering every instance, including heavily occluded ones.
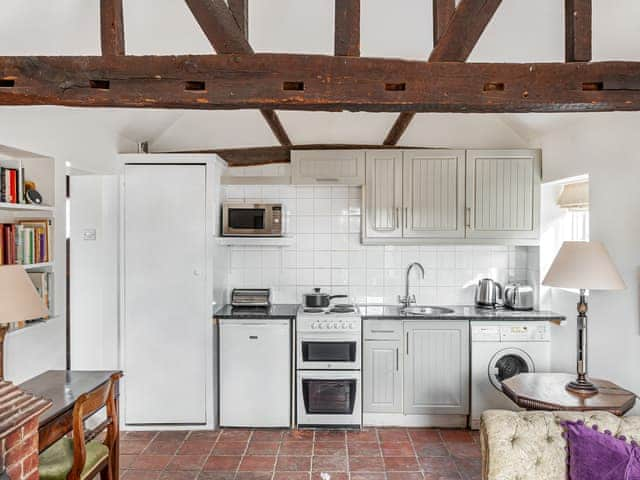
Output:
[566,378,599,395]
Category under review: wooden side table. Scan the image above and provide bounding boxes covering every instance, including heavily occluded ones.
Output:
[501,373,637,416]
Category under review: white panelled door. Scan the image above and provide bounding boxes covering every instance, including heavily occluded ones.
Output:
[403,150,466,239]
[364,151,403,238]
[466,150,541,240]
[124,164,207,425]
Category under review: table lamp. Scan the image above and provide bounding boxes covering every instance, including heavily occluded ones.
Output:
[0,265,49,379]
[542,241,625,395]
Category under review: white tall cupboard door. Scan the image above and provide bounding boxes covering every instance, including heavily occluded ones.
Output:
[363,340,402,414]
[402,150,466,239]
[364,151,403,239]
[404,321,469,415]
[291,150,365,185]
[124,164,207,425]
[466,149,541,240]
[220,321,291,427]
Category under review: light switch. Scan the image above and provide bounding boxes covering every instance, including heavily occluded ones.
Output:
[82,228,97,241]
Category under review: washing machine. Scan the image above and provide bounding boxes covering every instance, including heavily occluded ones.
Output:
[470,321,551,429]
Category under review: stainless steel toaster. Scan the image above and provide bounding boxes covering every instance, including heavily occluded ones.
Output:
[503,283,534,311]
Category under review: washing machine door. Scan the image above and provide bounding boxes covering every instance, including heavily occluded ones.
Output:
[488,348,534,391]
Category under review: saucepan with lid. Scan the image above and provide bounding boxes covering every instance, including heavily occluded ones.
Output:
[302,288,348,308]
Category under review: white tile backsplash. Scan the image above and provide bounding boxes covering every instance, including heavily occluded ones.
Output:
[223,167,539,305]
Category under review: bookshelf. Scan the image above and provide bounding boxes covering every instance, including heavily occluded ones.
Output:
[0,146,56,330]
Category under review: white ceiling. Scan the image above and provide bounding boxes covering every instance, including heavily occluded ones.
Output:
[0,0,639,152]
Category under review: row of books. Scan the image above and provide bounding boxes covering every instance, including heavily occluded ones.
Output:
[0,165,25,204]
[0,220,52,265]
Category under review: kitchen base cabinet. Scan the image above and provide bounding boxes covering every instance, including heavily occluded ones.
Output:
[362,320,470,427]
[363,340,402,414]
[404,321,470,415]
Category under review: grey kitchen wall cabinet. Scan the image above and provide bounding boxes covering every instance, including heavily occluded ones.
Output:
[363,149,541,244]
[465,149,541,240]
[403,321,470,415]
[363,339,403,414]
[291,150,365,185]
[364,149,465,241]
[363,150,403,238]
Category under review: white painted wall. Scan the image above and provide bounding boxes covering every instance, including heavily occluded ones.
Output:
[70,175,120,370]
[536,113,640,414]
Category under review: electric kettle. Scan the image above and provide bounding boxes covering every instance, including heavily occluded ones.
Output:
[475,278,503,308]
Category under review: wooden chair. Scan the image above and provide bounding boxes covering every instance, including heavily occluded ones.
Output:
[39,373,120,480]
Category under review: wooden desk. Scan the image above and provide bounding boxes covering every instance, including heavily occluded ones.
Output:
[502,373,637,416]
[19,371,122,476]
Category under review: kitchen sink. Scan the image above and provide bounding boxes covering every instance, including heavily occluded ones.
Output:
[402,306,455,316]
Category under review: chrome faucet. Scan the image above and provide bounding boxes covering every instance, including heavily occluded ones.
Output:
[399,262,425,308]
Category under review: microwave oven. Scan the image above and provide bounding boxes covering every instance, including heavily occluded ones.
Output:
[222,203,284,237]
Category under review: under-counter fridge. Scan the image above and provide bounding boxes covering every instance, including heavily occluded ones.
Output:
[219,319,291,427]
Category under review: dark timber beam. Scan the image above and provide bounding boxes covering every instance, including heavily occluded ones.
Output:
[185,0,291,145]
[185,0,251,53]
[433,0,456,44]
[165,144,429,166]
[384,0,501,145]
[100,0,125,56]
[565,0,592,62]
[1,55,639,113]
[429,0,502,62]
[228,0,248,40]
[335,0,360,56]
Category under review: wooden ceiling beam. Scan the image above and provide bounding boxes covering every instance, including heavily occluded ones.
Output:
[228,0,249,40]
[165,144,429,166]
[565,0,592,62]
[383,0,459,145]
[429,0,502,62]
[433,0,456,44]
[1,55,639,113]
[185,0,252,53]
[384,0,501,145]
[100,0,125,56]
[335,0,360,56]
[184,0,291,146]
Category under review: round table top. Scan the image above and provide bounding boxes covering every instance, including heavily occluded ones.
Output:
[501,373,637,416]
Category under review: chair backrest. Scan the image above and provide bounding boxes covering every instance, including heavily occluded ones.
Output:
[67,374,120,480]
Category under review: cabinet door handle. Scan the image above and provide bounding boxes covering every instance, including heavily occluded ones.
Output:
[396,347,399,371]
[406,332,409,355]
[316,178,339,182]
[405,207,408,228]
[396,207,400,229]
[465,207,471,228]
[371,329,395,334]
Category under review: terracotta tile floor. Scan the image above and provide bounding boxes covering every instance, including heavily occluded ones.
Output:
[119,427,481,480]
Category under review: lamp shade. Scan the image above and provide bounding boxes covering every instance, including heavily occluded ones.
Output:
[0,265,49,324]
[542,241,626,290]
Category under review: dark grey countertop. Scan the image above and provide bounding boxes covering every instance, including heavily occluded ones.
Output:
[214,304,298,319]
[360,305,566,321]
[214,303,565,322]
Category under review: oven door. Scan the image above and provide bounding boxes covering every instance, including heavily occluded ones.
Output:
[297,334,361,370]
[297,371,361,426]
[223,204,274,236]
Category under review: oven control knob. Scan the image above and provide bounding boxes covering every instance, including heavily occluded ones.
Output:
[318,323,325,329]
[348,323,354,329]
[333,322,339,329]
[311,322,319,329]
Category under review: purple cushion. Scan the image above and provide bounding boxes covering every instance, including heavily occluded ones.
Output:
[563,420,640,480]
